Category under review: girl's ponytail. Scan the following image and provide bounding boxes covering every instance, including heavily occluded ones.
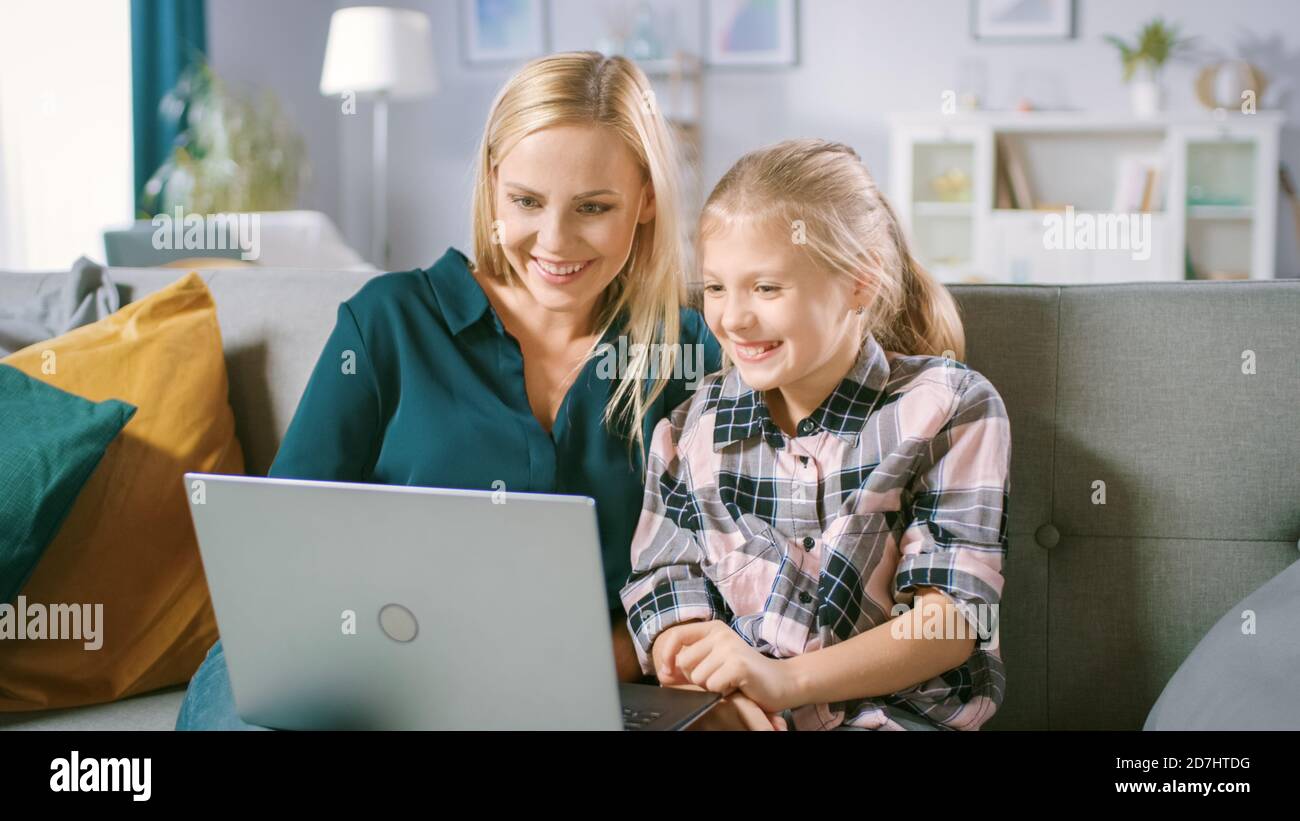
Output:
[877,196,966,360]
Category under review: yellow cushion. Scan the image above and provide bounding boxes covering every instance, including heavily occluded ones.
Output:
[0,272,243,710]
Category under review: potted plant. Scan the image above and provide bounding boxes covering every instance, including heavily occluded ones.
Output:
[1105,17,1194,117]
[141,57,309,216]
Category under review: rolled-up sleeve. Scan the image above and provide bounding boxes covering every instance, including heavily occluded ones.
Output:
[620,414,728,676]
[893,369,1011,645]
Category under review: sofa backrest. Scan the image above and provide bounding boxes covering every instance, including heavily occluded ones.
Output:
[950,280,1299,730]
[3,266,1297,729]
[1,266,377,480]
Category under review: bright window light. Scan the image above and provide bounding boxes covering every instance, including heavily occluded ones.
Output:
[0,0,134,271]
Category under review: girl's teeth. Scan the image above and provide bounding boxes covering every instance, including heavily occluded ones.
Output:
[739,342,779,357]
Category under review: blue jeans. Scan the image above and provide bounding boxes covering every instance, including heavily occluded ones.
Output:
[175,639,272,731]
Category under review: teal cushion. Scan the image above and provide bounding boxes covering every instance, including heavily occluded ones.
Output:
[0,363,137,604]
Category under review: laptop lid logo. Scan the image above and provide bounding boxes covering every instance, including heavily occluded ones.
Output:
[378,603,419,642]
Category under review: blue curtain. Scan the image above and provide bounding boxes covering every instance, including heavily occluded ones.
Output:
[131,0,206,216]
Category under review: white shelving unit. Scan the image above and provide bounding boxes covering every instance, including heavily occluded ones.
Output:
[888,111,1283,284]
[639,53,705,221]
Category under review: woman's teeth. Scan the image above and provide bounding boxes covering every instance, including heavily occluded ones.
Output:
[534,258,589,275]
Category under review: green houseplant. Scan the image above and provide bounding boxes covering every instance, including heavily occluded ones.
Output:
[1104,17,1195,117]
[141,57,309,216]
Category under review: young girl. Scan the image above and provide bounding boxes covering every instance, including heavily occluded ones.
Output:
[620,139,1011,731]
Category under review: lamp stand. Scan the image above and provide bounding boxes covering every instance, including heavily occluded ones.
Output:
[372,91,389,269]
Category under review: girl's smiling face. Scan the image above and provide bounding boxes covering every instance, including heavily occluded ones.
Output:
[700,216,871,421]
[493,124,656,320]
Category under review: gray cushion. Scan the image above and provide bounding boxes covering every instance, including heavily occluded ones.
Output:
[1144,559,1300,730]
[0,257,121,356]
[0,685,187,730]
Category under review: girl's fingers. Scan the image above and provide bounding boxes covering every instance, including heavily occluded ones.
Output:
[704,660,741,696]
[653,634,684,678]
[733,696,773,731]
[654,640,685,682]
[686,650,727,689]
[653,621,713,678]
[769,713,788,731]
[674,633,718,672]
[656,663,688,685]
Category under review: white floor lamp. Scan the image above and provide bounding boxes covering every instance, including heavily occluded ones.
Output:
[320,6,438,269]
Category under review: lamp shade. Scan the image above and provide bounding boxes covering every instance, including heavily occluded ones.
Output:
[320,6,438,99]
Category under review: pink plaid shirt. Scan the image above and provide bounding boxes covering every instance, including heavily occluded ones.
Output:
[620,332,1011,730]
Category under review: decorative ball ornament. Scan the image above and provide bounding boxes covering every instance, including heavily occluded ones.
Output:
[1195,60,1268,111]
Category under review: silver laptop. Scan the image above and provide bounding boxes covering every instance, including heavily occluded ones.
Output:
[182,472,718,730]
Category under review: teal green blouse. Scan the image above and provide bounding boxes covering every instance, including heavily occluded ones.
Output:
[266,247,722,611]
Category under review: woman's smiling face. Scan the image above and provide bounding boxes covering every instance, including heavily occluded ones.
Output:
[699,216,866,397]
[493,124,655,319]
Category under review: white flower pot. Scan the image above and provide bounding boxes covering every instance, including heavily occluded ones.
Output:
[1131,78,1162,117]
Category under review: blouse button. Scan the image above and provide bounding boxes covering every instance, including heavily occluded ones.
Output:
[802,536,815,551]
[798,419,816,435]
[798,591,813,604]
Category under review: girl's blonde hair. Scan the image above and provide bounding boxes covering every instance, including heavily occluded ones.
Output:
[471,51,688,456]
[699,138,965,361]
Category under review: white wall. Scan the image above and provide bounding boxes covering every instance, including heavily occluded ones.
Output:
[207,0,1300,276]
[205,0,341,232]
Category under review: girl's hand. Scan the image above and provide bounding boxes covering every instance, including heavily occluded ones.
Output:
[662,620,798,713]
[650,618,708,686]
[664,683,787,731]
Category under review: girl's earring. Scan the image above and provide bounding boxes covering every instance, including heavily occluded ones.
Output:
[855,305,865,315]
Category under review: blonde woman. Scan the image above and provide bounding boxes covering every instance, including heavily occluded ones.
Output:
[621,139,1012,731]
[177,52,724,730]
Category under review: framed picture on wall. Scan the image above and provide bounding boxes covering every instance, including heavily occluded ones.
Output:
[971,0,1074,41]
[704,0,799,68]
[461,0,548,65]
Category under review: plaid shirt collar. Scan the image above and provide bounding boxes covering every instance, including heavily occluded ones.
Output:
[713,333,892,451]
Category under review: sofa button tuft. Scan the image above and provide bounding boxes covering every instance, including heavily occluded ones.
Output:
[1035,523,1060,549]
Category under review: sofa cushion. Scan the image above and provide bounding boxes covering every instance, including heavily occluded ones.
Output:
[0,364,136,604]
[1144,558,1300,730]
[0,272,244,711]
[0,257,121,357]
[0,685,188,730]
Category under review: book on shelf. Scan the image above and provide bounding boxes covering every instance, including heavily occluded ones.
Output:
[996,135,1035,209]
[994,138,1014,209]
[1113,154,1164,213]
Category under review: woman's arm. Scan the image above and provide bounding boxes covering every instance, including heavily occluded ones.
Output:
[267,300,383,481]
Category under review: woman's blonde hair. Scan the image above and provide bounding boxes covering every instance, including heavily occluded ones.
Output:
[699,138,965,361]
[471,51,688,456]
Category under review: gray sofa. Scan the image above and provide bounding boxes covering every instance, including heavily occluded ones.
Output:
[2,264,1297,730]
